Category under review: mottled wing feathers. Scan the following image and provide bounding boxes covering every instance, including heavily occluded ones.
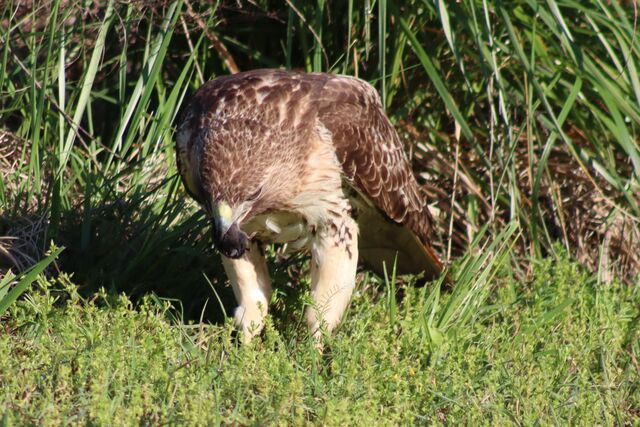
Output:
[316,76,438,249]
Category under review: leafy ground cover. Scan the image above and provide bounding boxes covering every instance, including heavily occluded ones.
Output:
[1,1,640,424]
[1,252,638,425]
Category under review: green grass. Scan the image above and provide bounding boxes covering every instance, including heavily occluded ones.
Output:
[1,252,638,424]
[1,1,640,424]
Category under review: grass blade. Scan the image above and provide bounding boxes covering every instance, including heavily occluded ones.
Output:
[0,246,63,316]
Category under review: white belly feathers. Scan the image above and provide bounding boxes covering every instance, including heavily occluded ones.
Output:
[242,211,310,251]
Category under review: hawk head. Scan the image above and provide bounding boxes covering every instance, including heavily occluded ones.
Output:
[198,120,308,259]
[177,72,326,260]
[205,156,293,259]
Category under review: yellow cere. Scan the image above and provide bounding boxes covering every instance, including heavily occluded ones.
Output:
[217,202,233,221]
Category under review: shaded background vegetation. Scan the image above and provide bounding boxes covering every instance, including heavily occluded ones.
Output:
[1,0,639,320]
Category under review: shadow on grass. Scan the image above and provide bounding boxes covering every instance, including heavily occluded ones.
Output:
[2,163,316,329]
[56,174,236,325]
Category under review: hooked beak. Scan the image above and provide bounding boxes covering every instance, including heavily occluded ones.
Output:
[211,202,248,259]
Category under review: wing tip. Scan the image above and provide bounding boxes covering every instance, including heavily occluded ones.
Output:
[421,242,455,288]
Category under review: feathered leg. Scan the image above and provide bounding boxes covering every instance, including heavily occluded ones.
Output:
[221,241,272,343]
[306,214,359,340]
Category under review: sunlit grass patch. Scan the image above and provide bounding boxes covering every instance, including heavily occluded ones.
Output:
[0,252,637,424]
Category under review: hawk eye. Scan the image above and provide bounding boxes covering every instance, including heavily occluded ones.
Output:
[248,186,263,202]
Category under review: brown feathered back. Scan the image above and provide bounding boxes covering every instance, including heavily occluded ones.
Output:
[177,70,323,209]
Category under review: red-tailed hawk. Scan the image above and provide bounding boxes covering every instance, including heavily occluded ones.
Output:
[176,69,443,342]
